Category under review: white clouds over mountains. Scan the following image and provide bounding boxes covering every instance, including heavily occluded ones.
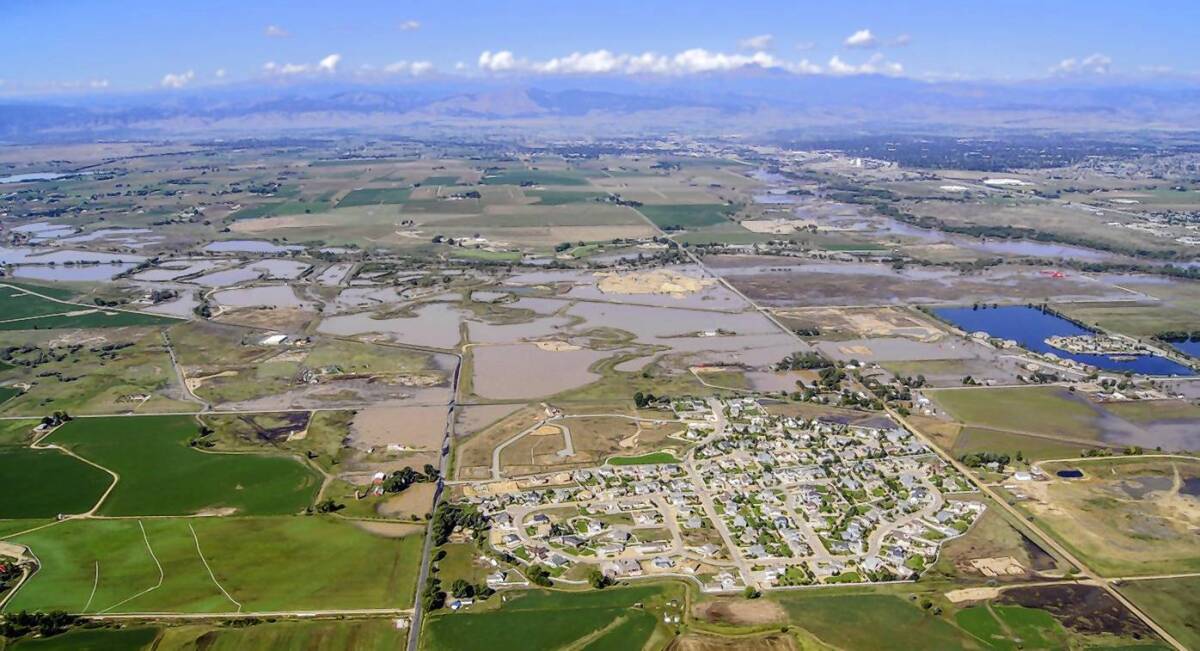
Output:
[477,48,831,76]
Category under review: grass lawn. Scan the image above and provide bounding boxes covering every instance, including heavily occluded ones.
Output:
[480,170,588,186]
[637,204,732,229]
[446,248,522,262]
[1120,577,1200,651]
[772,592,986,650]
[608,451,680,466]
[337,188,412,207]
[4,516,423,613]
[0,386,20,404]
[47,415,319,516]
[954,604,1067,650]
[0,447,112,518]
[422,584,676,651]
[930,386,1102,441]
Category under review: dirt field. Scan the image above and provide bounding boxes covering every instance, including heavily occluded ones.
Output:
[668,633,797,651]
[692,598,786,626]
[351,402,446,449]
[773,306,945,341]
[999,584,1153,638]
[376,483,437,518]
[596,269,715,297]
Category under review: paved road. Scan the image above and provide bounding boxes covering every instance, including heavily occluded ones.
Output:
[407,352,463,651]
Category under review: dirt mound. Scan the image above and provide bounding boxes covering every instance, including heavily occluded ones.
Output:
[692,598,786,626]
[595,269,715,297]
[668,633,796,651]
[999,584,1153,638]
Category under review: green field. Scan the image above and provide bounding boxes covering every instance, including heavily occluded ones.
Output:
[0,447,112,518]
[930,386,1103,441]
[47,416,319,516]
[8,627,159,651]
[0,284,177,330]
[608,451,680,466]
[422,584,677,651]
[636,204,732,229]
[0,386,20,404]
[772,592,986,649]
[950,426,1106,461]
[4,516,423,613]
[229,200,332,221]
[337,188,412,207]
[421,175,460,186]
[1120,577,1200,650]
[525,190,608,205]
[480,170,588,186]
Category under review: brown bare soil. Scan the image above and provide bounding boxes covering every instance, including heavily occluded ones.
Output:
[668,633,797,651]
[692,598,786,626]
[999,584,1154,638]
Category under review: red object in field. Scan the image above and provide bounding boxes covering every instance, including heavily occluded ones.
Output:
[1040,270,1066,278]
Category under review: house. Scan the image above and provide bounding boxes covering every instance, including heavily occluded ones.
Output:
[652,556,674,569]
[617,558,642,576]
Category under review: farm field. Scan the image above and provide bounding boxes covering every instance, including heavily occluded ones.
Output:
[2,516,422,614]
[421,583,680,651]
[0,447,112,518]
[1119,577,1200,651]
[46,415,319,516]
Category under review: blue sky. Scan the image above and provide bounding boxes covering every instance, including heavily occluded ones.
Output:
[4,0,1199,94]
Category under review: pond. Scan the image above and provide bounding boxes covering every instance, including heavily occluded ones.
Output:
[1056,469,1084,478]
[1168,339,1200,359]
[933,305,1195,376]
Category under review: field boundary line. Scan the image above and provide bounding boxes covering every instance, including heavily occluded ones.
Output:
[82,561,100,613]
[99,520,164,614]
[188,522,242,612]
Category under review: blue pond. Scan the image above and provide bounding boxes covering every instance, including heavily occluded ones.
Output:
[1168,339,1200,359]
[933,305,1195,376]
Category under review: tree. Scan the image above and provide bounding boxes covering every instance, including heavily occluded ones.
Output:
[587,568,611,589]
[450,579,474,599]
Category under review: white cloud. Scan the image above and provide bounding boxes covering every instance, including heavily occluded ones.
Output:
[738,34,774,51]
[90,79,110,89]
[264,24,289,38]
[478,50,520,72]
[844,29,876,49]
[828,53,903,76]
[477,47,822,76]
[263,53,342,76]
[318,53,341,73]
[383,60,435,76]
[215,68,227,79]
[160,70,195,88]
[1050,53,1111,75]
[399,19,421,31]
[890,33,912,47]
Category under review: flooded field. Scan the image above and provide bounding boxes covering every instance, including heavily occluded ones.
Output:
[933,305,1194,376]
[318,301,464,348]
[13,263,139,281]
[471,343,607,400]
[133,259,222,281]
[203,240,304,253]
[709,256,1137,307]
[315,262,354,285]
[246,259,311,279]
[190,266,261,287]
[213,284,311,309]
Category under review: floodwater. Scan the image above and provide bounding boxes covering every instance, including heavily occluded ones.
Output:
[143,291,200,317]
[133,259,222,281]
[318,301,463,348]
[0,246,144,266]
[316,263,354,286]
[246,259,311,279]
[880,220,1114,261]
[933,305,1194,376]
[505,265,749,311]
[190,267,261,287]
[212,284,309,309]
[1168,339,1200,359]
[60,228,157,247]
[0,172,76,183]
[332,286,405,309]
[203,240,304,253]
[13,263,138,282]
[471,343,607,400]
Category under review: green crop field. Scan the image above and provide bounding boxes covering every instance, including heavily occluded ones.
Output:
[0,447,112,518]
[955,604,1067,650]
[0,286,178,330]
[337,188,412,207]
[3,516,423,614]
[772,592,986,649]
[47,416,319,516]
[8,627,158,651]
[422,584,677,651]
[229,200,332,221]
[929,386,1104,441]
[608,451,680,465]
[526,190,608,205]
[636,204,732,229]
[421,175,460,186]
[0,386,20,404]
[480,170,589,186]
